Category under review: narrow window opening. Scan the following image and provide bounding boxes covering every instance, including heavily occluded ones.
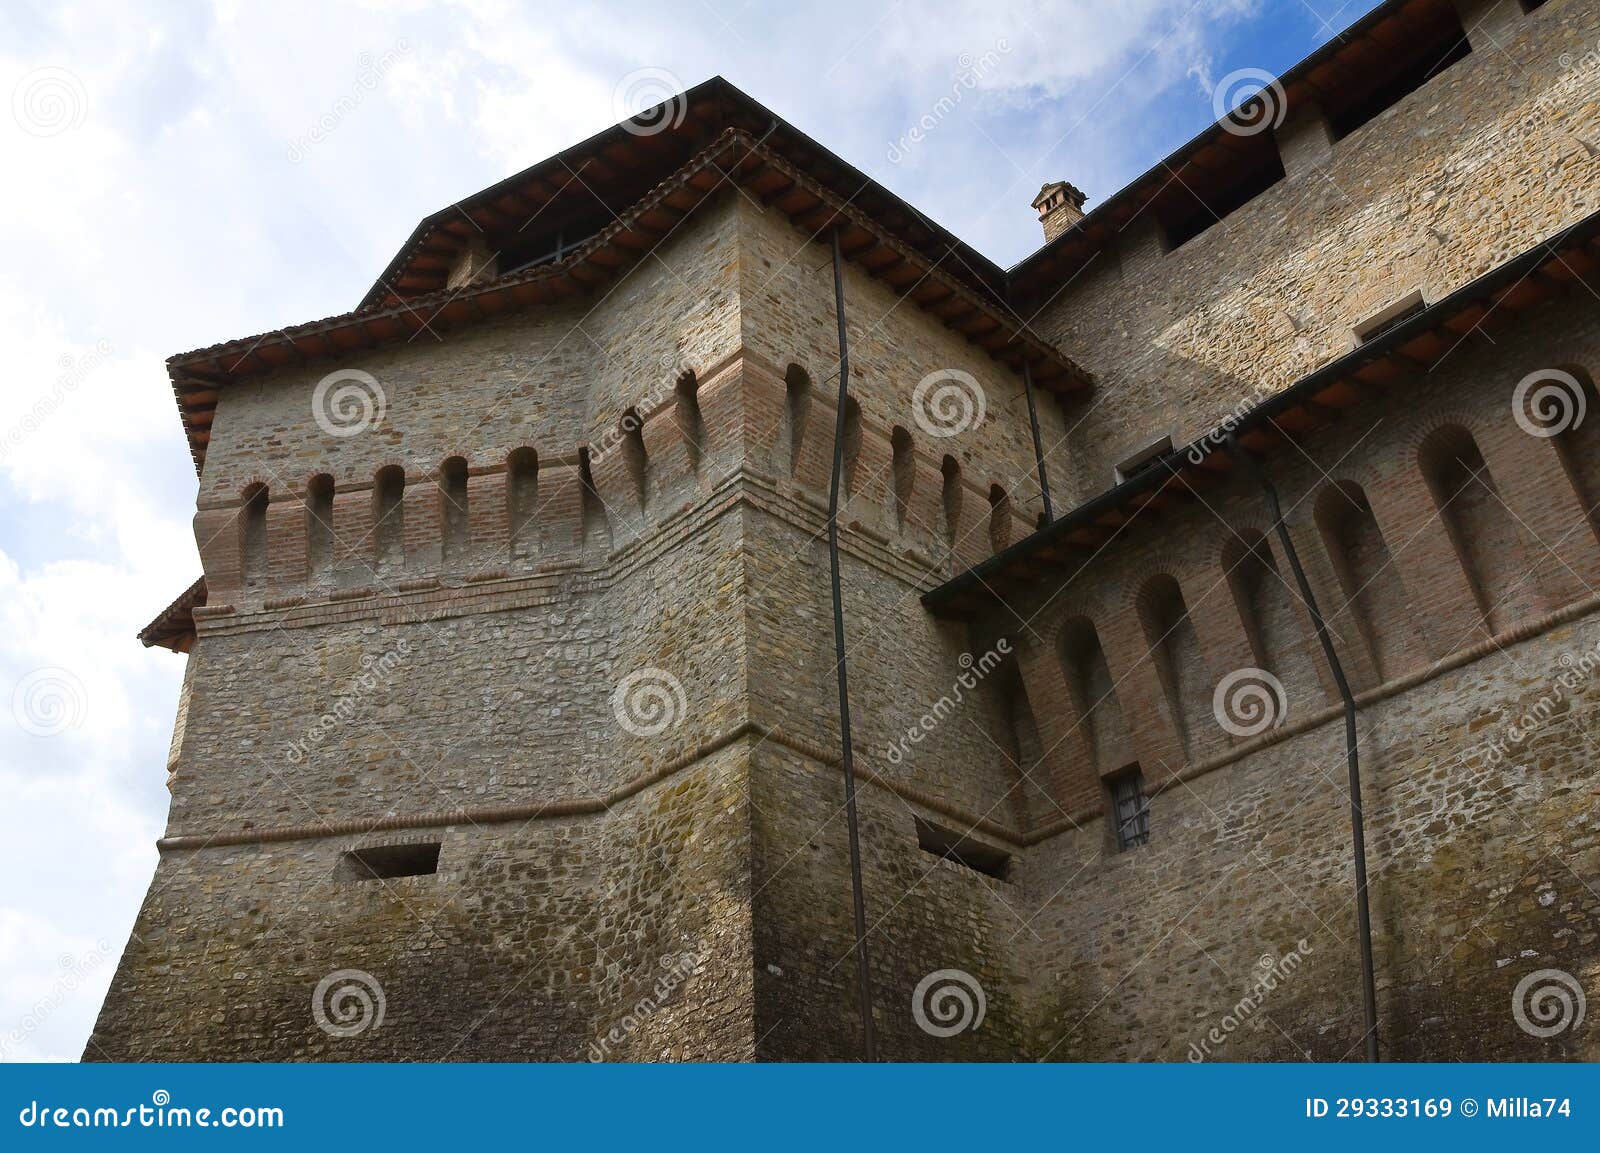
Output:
[914,817,1010,881]
[988,484,1012,553]
[841,397,862,499]
[241,484,268,589]
[783,364,812,477]
[440,456,469,564]
[890,425,915,531]
[940,455,963,549]
[335,842,440,881]
[507,448,538,560]
[1108,766,1149,851]
[306,474,334,583]
[373,466,405,571]
[675,371,704,474]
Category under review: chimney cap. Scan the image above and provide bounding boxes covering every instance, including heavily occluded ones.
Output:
[1032,180,1086,213]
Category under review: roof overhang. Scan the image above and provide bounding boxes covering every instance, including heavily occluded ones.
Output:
[139,576,206,652]
[925,207,1600,620]
[1007,0,1474,303]
[167,121,1092,476]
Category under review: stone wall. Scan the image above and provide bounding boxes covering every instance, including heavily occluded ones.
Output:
[1033,0,1600,502]
[95,0,1600,1061]
[88,746,754,1061]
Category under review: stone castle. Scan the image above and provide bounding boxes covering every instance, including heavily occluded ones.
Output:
[91,0,1600,1060]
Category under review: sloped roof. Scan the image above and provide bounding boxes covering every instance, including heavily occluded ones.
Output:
[925,208,1600,619]
[138,576,205,652]
[164,79,1094,476]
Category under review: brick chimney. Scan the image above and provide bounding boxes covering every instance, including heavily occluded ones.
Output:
[1032,180,1087,243]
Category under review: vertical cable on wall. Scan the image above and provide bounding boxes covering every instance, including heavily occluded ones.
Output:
[1022,361,1054,523]
[1229,432,1380,1062]
[828,228,878,1061]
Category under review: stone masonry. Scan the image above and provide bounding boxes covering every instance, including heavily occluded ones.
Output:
[91,0,1600,1060]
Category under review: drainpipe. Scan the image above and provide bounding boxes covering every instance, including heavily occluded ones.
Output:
[1227,432,1380,1063]
[1022,361,1054,523]
[828,228,878,1061]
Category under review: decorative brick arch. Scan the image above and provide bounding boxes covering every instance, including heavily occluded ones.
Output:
[1053,612,1134,776]
[1208,515,1274,574]
[372,463,407,574]
[1217,523,1321,705]
[1415,419,1540,635]
[987,483,1012,554]
[1312,477,1427,682]
[234,474,273,505]
[781,363,813,479]
[1403,406,1492,464]
[1119,559,1190,616]
[506,446,540,562]
[1536,364,1600,547]
[1132,570,1210,762]
[238,482,269,590]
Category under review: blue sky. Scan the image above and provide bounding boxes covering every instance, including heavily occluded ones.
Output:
[0,0,1383,1061]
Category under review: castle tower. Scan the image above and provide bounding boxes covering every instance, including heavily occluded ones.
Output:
[94,0,1600,1062]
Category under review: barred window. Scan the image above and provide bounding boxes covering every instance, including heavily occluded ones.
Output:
[1110,767,1149,851]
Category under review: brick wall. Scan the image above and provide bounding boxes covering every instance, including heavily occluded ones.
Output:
[1033,0,1600,503]
[94,1,1600,1060]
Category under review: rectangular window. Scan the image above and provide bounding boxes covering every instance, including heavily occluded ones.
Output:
[1157,144,1285,252]
[1324,12,1471,142]
[1109,767,1149,851]
[336,842,441,881]
[1353,290,1426,345]
[915,817,1011,881]
[1114,434,1175,484]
